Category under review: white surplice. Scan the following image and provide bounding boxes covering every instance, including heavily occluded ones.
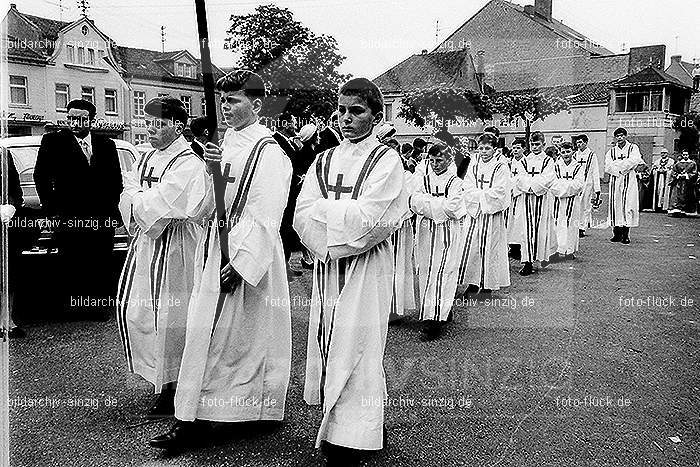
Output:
[390,170,417,317]
[411,163,466,321]
[506,156,527,246]
[551,159,585,254]
[516,151,556,264]
[117,136,212,390]
[458,157,511,290]
[174,122,292,422]
[605,142,644,227]
[575,148,601,229]
[294,136,407,451]
[651,157,674,211]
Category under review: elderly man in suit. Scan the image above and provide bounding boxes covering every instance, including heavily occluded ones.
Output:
[34,99,123,318]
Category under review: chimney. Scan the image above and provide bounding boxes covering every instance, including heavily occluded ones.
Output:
[534,0,552,21]
[671,55,682,64]
[693,66,700,91]
[628,45,666,74]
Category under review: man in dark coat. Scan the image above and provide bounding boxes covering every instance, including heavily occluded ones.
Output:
[34,99,123,317]
[189,115,210,159]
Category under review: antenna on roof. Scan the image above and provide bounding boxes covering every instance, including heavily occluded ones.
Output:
[77,0,89,17]
[161,26,166,53]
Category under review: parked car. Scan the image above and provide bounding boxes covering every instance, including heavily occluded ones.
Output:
[0,135,138,255]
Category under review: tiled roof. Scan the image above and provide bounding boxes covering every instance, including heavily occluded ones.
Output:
[115,46,224,85]
[691,94,700,113]
[495,81,612,105]
[21,13,70,40]
[613,66,692,89]
[374,49,479,93]
[665,60,700,88]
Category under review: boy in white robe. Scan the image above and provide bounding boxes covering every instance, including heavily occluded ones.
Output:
[550,142,585,260]
[605,127,644,244]
[517,132,556,276]
[410,142,466,340]
[389,170,417,323]
[150,71,292,448]
[574,134,601,237]
[294,78,407,463]
[651,148,674,212]
[458,133,511,293]
[117,97,212,417]
[506,138,527,260]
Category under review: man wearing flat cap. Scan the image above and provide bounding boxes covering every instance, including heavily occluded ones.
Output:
[117,96,212,418]
[34,99,123,318]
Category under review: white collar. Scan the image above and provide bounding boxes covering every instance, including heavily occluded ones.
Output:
[75,133,92,147]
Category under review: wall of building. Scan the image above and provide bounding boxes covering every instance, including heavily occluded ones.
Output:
[7,61,49,136]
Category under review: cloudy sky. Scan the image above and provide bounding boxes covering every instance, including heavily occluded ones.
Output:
[5,0,700,78]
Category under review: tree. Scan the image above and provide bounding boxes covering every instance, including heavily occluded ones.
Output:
[397,86,494,131]
[225,5,348,122]
[492,92,570,149]
[672,112,700,154]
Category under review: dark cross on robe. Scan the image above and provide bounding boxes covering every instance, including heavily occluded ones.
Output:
[432,185,446,197]
[527,167,540,177]
[141,166,159,188]
[477,174,491,189]
[327,173,354,200]
[561,172,575,180]
[222,163,236,184]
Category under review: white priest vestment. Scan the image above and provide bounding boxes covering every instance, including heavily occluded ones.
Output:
[551,159,585,255]
[605,142,644,228]
[506,156,527,246]
[410,163,466,321]
[652,157,674,211]
[174,122,292,423]
[575,148,601,229]
[516,152,556,264]
[458,157,511,290]
[390,170,417,317]
[117,136,212,390]
[294,137,407,451]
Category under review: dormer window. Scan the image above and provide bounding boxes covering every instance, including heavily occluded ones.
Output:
[175,62,195,78]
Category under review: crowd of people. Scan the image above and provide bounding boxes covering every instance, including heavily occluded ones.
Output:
[0,70,698,466]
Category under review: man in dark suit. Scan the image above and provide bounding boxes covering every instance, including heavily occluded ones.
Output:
[34,99,123,317]
[189,115,209,159]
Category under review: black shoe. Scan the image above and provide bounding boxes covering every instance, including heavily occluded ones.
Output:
[8,327,26,339]
[420,320,445,342]
[508,245,521,260]
[564,253,576,261]
[621,227,630,244]
[540,260,550,268]
[146,390,175,418]
[149,421,205,449]
[519,262,534,276]
[464,284,479,295]
[579,229,586,238]
[322,442,362,466]
[549,253,563,263]
[610,227,621,242]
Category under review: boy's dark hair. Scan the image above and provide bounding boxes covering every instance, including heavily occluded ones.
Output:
[434,129,456,147]
[401,143,413,154]
[428,142,450,158]
[545,146,559,158]
[339,78,384,115]
[67,99,96,119]
[560,141,574,150]
[144,96,189,126]
[386,138,400,148]
[576,134,589,143]
[413,137,427,150]
[478,133,498,147]
[483,125,500,137]
[215,69,266,99]
[530,131,545,143]
[189,116,212,138]
[512,138,527,148]
[613,127,627,136]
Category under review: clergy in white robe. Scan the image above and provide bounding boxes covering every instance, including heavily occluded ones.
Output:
[389,170,417,320]
[551,144,585,257]
[605,128,644,243]
[506,139,527,251]
[458,134,511,290]
[652,150,675,212]
[410,146,466,324]
[117,100,211,400]
[574,135,601,232]
[294,79,407,454]
[515,133,556,275]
